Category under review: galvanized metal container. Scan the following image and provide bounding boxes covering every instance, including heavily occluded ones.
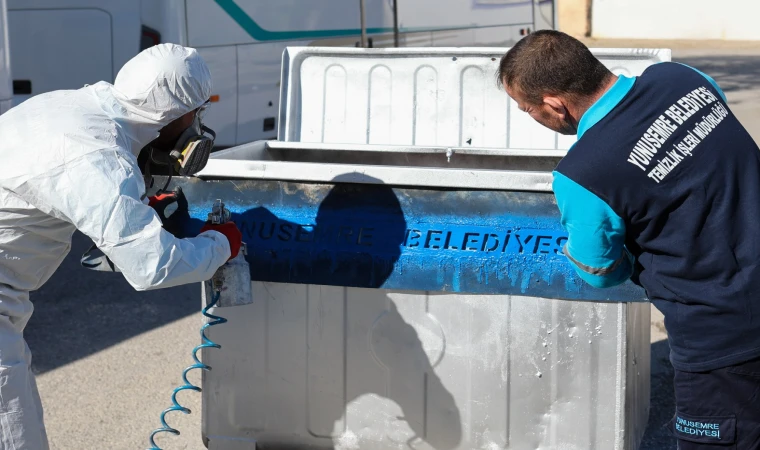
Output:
[181,47,670,450]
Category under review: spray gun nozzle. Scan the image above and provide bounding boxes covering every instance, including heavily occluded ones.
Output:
[207,199,231,225]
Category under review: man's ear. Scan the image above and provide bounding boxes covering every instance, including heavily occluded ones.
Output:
[543,96,568,117]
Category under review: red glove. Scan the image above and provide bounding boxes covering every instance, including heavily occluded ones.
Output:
[200,222,242,260]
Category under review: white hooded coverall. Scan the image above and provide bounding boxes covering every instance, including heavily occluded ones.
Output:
[0,44,231,448]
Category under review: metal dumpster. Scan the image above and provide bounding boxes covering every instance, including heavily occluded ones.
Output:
[159,47,669,450]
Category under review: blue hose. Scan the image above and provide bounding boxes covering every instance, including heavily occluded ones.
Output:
[147,288,227,450]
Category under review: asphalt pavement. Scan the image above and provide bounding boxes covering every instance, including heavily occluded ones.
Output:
[25,41,760,450]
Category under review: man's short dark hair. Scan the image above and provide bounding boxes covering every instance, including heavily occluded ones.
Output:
[498,30,612,104]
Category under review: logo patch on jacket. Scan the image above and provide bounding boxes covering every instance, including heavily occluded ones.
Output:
[671,412,736,444]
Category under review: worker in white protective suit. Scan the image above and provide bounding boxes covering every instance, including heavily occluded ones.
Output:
[0,44,242,448]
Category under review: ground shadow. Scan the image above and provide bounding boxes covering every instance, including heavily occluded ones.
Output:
[675,55,760,101]
[24,232,200,375]
[641,339,676,450]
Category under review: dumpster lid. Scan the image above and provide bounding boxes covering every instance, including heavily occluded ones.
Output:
[278,46,672,146]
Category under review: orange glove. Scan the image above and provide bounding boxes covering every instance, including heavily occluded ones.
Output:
[147,191,178,208]
[200,222,242,260]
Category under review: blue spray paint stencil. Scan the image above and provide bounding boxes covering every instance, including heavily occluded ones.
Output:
[167,177,646,302]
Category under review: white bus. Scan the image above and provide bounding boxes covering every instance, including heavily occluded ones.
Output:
[0,0,12,114]
[7,0,554,146]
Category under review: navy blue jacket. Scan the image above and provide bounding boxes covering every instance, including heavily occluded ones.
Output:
[554,62,760,372]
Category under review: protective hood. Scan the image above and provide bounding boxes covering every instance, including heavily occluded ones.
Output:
[105,43,213,155]
[0,42,230,302]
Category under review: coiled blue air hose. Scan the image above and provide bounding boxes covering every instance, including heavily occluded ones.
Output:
[147,288,226,450]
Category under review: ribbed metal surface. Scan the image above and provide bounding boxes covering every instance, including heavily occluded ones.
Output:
[278,47,672,148]
[203,286,650,450]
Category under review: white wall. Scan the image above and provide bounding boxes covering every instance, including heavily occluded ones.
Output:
[592,0,760,40]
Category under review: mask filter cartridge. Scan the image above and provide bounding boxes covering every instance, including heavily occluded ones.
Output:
[169,112,216,176]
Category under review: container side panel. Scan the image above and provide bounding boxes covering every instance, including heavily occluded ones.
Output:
[204,289,638,449]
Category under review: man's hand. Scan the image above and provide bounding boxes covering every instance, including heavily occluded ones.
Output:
[200,222,242,260]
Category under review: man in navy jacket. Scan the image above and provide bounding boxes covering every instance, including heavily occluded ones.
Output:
[499,30,760,449]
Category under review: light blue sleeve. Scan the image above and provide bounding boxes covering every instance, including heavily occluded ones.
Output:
[552,171,634,288]
[675,62,728,102]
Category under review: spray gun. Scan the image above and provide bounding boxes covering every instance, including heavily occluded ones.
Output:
[205,199,251,308]
[208,199,231,293]
[147,198,251,450]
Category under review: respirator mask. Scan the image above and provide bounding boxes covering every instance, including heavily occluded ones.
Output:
[167,104,216,176]
[144,103,216,177]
